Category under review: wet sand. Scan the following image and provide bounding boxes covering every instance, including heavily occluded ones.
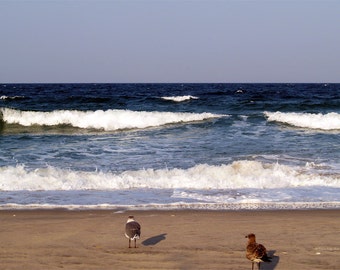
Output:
[1,209,339,269]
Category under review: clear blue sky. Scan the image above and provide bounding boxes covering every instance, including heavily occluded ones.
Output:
[1,0,339,83]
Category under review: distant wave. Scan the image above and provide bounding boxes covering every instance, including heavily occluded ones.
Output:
[264,111,340,130]
[0,108,223,131]
[0,95,26,100]
[1,161,339,191]
[161,95,199,102]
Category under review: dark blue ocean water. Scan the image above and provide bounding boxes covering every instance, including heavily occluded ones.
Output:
[1,83,340,210]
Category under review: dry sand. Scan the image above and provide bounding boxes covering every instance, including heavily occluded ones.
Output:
[1,209,339,269]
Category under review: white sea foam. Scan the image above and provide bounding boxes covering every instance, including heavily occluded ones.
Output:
[161,95,199,102]
[2,202,340,211]
[1,161,339,191]
[265,111,340,130]
[0,108,222,131]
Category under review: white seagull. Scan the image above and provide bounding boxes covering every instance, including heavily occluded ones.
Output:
[125,216,141,248]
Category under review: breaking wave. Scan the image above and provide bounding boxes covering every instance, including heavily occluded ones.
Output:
[1,161,339,191]
[264,111,340,130]
[0,108,223,131]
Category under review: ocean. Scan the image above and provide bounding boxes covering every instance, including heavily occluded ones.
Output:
[1,83,339,210]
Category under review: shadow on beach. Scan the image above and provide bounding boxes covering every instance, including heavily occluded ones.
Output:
[261,250,279,270]
[142,233,167,246]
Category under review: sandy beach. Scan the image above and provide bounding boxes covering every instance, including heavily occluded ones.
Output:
[1,209,339,269]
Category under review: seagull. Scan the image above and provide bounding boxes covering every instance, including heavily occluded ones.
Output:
[245,233,271,270]
[125,216,141,248]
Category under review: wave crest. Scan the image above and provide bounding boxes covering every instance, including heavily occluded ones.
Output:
[161,95,199,102]
[0,95,26,100]
[265,111,340,130]
[0,108,223,131]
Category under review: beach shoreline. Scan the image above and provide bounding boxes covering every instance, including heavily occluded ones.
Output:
[1,209,339,269]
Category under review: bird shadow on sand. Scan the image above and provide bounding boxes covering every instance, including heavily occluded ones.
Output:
[142,233,167,246]
[261,250,279,270]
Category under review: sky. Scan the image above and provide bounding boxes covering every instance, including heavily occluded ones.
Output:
[0,0,339,83]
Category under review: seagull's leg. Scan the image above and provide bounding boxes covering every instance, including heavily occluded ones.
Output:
[134,238,137,248]
[257,262,261,270]
[128,239,131,248]
[251,262,254,270]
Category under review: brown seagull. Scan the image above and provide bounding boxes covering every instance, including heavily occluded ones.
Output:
[245,233,271,270]
[125,216,141,248]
